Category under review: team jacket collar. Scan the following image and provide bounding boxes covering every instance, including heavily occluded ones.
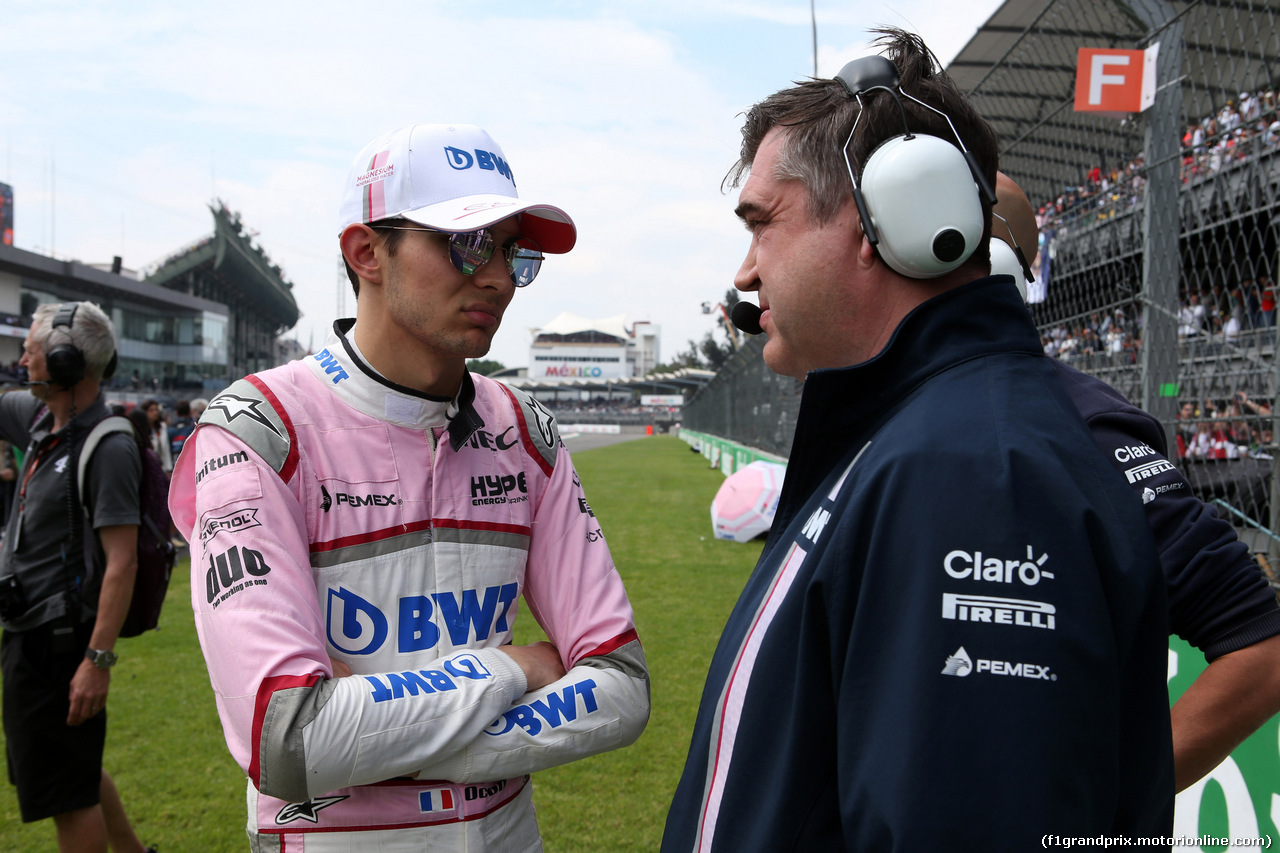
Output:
[773,276,1043,540]
[308,319,484,449]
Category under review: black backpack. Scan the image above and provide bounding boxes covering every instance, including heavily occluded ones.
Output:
[76,416,177,637]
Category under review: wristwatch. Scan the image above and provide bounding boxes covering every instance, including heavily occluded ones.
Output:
[85,648,117,670]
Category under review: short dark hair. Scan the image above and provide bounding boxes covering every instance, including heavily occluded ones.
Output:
[341,218,414,299]
[727,27,999,273]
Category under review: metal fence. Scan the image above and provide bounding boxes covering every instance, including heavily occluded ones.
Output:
[682,0,1280,560]
[680,335,802,459]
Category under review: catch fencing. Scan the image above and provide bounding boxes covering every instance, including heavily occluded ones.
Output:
[682,0,1280,564]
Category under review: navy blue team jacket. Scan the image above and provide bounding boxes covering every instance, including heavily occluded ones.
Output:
[662,277,1174,852]
[1053,360,1280,659]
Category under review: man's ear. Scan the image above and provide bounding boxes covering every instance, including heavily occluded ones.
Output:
[858,225,877,267]
[340,224,383,286]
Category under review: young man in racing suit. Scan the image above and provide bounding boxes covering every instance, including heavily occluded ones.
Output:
[168,123,650,852]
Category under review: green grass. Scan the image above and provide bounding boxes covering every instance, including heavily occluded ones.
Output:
[0,435,760,852]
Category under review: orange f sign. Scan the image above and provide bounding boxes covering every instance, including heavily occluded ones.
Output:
[1074,46,1158,113]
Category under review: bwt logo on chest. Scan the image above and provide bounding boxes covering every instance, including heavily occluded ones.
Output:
[326,584,519,656]
[444,146,515,185]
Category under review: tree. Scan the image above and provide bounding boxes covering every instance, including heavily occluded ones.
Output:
[466,358,506,376]
[699,330,734,370]
[652,288,751,374]
[652,340,707,374]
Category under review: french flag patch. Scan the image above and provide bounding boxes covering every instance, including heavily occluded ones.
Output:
[419,788,456,813]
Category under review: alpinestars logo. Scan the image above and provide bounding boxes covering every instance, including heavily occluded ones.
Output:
[942,646,973,676]
[55,457,69,474]
[526,397,556,447]
[275,795,347,824]
[207,394,283,437]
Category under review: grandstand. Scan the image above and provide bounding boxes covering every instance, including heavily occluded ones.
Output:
[144,202,300,384]
[682,0,1280,561]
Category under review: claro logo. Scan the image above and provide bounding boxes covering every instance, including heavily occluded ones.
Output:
[943,545,1053,586]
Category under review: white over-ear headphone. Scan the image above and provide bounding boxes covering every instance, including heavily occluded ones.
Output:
[989,238,1029,300]
[835,56,995,279]
[989,211,1037,301]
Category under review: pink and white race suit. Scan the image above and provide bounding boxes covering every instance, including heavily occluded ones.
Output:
[169,322,650,852]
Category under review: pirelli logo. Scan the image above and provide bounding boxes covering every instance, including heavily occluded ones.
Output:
[1125,459,1175,483]
[941,593,1056,630]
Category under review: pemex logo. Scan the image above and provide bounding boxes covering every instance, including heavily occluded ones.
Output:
[942,646,973,677]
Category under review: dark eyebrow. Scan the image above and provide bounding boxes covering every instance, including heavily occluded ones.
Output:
[734,201,764,222]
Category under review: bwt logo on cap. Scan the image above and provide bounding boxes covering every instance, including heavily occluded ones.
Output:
[444,146,516,185]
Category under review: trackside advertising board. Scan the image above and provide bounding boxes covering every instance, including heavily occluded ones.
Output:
[1168,637,1279,850]
[685,429,1280,849]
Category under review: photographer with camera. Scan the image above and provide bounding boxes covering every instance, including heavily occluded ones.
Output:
[0,302,152,853]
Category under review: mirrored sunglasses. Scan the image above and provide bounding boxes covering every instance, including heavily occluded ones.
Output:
[372,224,544,287]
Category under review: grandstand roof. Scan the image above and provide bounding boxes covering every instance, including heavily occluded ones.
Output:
[533,312,630,342]
[946,0,1280,204]
[145,203,300,329]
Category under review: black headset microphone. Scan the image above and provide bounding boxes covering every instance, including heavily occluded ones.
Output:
[730,301,764,336]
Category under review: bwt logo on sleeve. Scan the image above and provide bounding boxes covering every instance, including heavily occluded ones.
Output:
[484,680,601,737]
[444,147,515,185]
[364,654,492,703]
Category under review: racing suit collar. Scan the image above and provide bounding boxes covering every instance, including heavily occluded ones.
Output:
[319,319,485,448]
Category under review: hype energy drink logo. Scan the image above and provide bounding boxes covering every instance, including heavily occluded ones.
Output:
[444,146,516,186]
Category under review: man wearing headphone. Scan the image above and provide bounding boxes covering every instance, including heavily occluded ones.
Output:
[663,29,1173,851]
[0,302,153,852]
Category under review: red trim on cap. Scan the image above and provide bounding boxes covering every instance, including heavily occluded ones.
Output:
[520,215,576,254]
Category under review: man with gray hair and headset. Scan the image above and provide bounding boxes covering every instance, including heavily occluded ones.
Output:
[0,301,153,853]
[663,28,1173,850]
[169,123,649,851]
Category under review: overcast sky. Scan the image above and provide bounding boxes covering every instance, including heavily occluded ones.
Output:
[1,0,1004,370]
